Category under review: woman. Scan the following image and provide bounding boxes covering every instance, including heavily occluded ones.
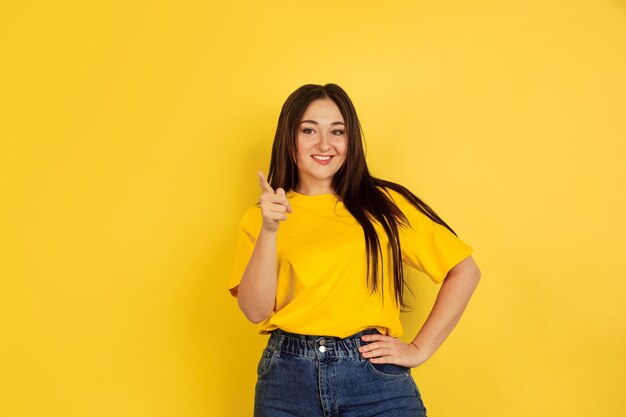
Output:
[228,83,481,417]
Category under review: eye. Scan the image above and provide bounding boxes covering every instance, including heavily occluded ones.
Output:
[332,129,345,136]
[302,128,315,134]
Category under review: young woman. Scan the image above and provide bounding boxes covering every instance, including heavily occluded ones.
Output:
[228,83,481,417]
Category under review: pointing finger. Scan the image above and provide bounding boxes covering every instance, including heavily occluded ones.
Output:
[258,171,274,194]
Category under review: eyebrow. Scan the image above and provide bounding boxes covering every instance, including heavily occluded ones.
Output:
[300,120,345,126]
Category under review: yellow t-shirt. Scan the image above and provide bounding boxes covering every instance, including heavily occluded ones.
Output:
[228,188,473,338]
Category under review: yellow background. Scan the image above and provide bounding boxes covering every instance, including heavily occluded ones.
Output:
[1,1,625,416]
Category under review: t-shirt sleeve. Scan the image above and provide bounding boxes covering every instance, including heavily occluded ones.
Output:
[394,192,474,284]
[228,206,261,297]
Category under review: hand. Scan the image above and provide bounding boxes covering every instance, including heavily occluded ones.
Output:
[358,333,431,368]
[258,171,292,233]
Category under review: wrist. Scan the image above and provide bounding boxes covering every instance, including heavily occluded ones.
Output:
[259,226,279,236]
[409,341,434,362]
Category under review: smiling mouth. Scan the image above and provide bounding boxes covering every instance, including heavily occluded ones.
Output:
[311,155,334,161]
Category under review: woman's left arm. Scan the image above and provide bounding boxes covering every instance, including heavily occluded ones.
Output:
[359,255,481,367]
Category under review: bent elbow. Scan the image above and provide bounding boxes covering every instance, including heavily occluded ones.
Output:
[248,315,268,324]
[244,309,272,324]
[238,298,273,324]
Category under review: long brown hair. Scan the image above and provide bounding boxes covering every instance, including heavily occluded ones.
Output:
[268,83,458,307]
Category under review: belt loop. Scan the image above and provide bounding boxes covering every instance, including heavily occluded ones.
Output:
[354,336,363,349]
[276,333,285,357]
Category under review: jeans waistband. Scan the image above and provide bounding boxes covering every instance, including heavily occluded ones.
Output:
[267,328,382,358]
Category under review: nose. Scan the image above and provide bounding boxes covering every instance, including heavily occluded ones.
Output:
[317,133,331,152]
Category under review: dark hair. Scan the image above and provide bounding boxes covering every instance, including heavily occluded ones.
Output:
[268,83,458,308]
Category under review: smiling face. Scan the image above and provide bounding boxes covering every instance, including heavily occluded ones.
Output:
[295,99,347,195]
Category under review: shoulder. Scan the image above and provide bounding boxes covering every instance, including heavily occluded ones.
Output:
[377,185,432,226]
[377,185,413,211]
[378,185,403,201]
[237,203,262,232]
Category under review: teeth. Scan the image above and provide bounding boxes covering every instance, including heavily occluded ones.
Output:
[312,155,332,161]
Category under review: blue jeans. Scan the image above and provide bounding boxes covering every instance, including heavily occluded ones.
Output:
[254,328,428,417]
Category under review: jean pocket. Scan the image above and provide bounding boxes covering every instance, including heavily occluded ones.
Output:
[256,347,277,379]
[365,361,410,379]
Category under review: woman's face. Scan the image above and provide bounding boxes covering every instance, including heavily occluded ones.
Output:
[295,99,347,194]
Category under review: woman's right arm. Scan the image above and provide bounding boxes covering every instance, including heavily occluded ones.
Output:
[236,172,291,323]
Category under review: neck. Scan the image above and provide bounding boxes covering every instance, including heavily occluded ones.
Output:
[295,181,336,196]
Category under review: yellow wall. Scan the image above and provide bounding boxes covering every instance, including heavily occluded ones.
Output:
[1,1,625,416]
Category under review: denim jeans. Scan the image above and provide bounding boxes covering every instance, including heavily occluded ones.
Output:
[254,328,427,417]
